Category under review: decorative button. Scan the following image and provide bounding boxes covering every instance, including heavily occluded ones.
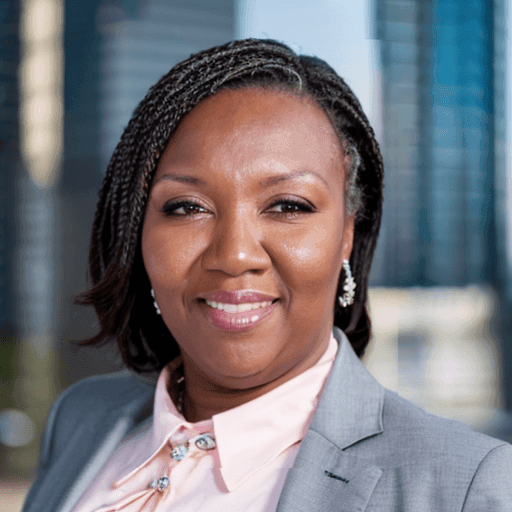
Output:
[149,476,169,492]
[171,442,189,461]
[195,433,216,451]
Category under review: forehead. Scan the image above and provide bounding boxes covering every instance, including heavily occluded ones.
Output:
[155,87,345,187]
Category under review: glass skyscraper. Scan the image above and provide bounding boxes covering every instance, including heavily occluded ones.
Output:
[374,0,505,288]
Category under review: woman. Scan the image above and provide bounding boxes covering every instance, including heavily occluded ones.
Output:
[23,39,512,512]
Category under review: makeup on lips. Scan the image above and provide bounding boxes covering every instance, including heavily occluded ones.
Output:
[199,290,279,332]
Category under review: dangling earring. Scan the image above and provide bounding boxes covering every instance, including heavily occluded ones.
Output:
[338,260,356,308]
[151,289,161,315]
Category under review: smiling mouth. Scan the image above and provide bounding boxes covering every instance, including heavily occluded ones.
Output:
[200,298,279,332]
[204,300,275,313]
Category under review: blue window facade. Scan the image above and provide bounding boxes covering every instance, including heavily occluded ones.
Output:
[374,0,499,287]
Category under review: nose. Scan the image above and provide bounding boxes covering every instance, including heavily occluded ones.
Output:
[202,208,272,276]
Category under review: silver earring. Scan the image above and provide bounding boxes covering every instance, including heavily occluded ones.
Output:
[338,260,356,308]
[151,289,161,315]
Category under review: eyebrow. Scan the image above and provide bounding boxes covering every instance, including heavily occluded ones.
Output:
[154,170,330,189]
[154,174,207,186]
[258,170,330,189]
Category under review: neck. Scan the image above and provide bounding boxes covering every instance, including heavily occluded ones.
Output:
[175,336,330,422]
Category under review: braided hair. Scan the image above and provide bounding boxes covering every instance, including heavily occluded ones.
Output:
[77,38,384,372]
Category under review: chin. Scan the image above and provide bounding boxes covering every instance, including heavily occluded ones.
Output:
[206,351,283,387]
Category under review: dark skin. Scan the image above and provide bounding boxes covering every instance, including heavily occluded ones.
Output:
[142,88,354,422]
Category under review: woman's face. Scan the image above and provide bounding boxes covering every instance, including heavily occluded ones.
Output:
[142,87,354,394]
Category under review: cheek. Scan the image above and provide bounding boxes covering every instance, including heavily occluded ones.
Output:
[275,222,345,296]
[141,222,208,286]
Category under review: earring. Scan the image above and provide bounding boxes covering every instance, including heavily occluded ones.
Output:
[151,289,161,315]
[338,260,356,308]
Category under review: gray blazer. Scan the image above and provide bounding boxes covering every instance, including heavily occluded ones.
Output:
[23,328,512,511]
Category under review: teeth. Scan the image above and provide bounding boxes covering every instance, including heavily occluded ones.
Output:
[205,300,273,313]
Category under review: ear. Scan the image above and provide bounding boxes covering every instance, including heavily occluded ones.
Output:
[341,215,355,261]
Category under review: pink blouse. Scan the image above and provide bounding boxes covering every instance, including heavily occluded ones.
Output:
[72,334,338,511]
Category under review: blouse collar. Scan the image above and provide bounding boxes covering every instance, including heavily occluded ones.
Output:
[150,332,339,491]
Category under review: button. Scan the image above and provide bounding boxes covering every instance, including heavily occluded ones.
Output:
[149,476,169,492]
[171,442,189,461]
[195,433,216,451]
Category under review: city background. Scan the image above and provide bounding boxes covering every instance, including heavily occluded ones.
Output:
[1,0,512,509]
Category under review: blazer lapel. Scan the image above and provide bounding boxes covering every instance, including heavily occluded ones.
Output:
[278,446,382,512]
[277,328,385,512]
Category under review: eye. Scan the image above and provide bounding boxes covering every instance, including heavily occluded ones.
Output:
[162,200,209,216]
[266,198,315,215]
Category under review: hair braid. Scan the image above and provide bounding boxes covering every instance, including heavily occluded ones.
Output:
[77,38,384,371]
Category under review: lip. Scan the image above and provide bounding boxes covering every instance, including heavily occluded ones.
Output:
[203,301,279,332]
[198,290,279,332]
[200,290,277,304]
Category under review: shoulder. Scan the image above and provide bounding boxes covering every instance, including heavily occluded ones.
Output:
[378,389,506,462]
[329,331,508,467]
[461,441,512,510]
[369,390,512,509]
[38,371,155,469]
[53,370,156,414]
[48,370,155,430]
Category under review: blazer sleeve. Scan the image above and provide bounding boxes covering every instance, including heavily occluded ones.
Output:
[462,443,512,511]
[21,387,70,511]
[34,385,70,470]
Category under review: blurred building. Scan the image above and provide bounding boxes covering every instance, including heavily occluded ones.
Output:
[373,0,506,288]
[0,2,18,340]
[373,0,512,433]
[0,0,21,477]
